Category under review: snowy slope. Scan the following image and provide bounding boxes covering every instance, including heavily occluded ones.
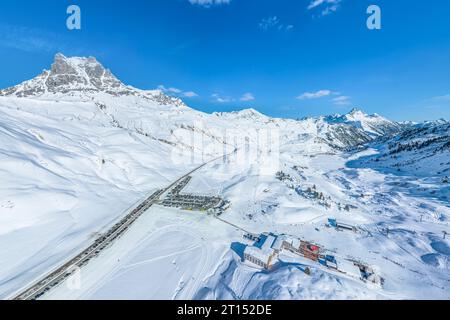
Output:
[0,54,220,298]
[0,54,403,154]
[349,120,450,178]
[0,54,448,300]
[191,149,449,300]
[0,96,203,298]
[326,108,404,137]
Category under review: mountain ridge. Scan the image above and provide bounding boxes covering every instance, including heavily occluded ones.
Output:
[0,54,449,300]
[0,53,405,150]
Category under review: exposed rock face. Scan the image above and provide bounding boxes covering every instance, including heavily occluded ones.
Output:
[18,53,127,95]
[0,53,406,151]
[325,108,405,138]
[0,53,188,108]
[324,124,372,150]
[348,120,450,177]
[46,54,90,90]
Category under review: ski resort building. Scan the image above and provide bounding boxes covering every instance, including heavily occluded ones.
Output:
[243,246,277,270]
[328,218,358,233]
[159,175,229,214]
[280,237,322,261]
[243,235,279,270]
[241,232,383,285]
[243,233,324,270]
[337,259,363,279]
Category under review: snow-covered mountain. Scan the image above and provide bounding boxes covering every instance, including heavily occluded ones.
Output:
[0,53,187,107]
[1,54,448,300]
[326,108,404,137]
[0,54,403,153]
[350,120,450,178]
[0,53,127,97]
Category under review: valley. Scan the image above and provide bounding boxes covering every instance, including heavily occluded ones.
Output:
[0,54,448,300]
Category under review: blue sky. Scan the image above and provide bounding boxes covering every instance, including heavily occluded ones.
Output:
[0,0,450,121]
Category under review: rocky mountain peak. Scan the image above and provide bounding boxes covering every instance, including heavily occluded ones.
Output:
[0,53,130,97]
[323,108,403,138]
[348,107,364,115]
[345,108,374,121]
[213,108,268,121]
[44,53,125,93]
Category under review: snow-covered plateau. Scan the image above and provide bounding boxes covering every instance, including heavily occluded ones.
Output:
[0,54,449,300]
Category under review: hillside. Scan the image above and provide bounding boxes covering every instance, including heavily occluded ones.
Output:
[0,54,448,300]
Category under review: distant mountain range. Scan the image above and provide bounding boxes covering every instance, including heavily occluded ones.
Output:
[1,54,449,300]
[0,53,414,153]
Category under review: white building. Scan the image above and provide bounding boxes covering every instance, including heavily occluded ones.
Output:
[338,259,362,279]
[243,235,278,270]
[261,235,276,251]
[243,246,277,270]
[271,236,285,252]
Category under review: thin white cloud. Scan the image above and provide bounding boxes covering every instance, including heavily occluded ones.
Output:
[431,93,450,101]
[0,24,95,56]
[321,4,340,16]
[297,90,333,100]
[183,91,199,98]
[240,92,255,102]
[308,0,340,10]
[259,17,279,31]
[332,95,352,105]
[0,25,62,53]
[259,16,294,32]
[307,0,342,16]
[158,85,199,98]
[158,85,182,94]
[285,25,294,31]
[212,93,234,103]
[188,0,231,7]
[297,90,351,105]
[211,92,255,103]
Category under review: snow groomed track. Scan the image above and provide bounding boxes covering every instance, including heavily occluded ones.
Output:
[11,155,227,300]
[12,189,163,300]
